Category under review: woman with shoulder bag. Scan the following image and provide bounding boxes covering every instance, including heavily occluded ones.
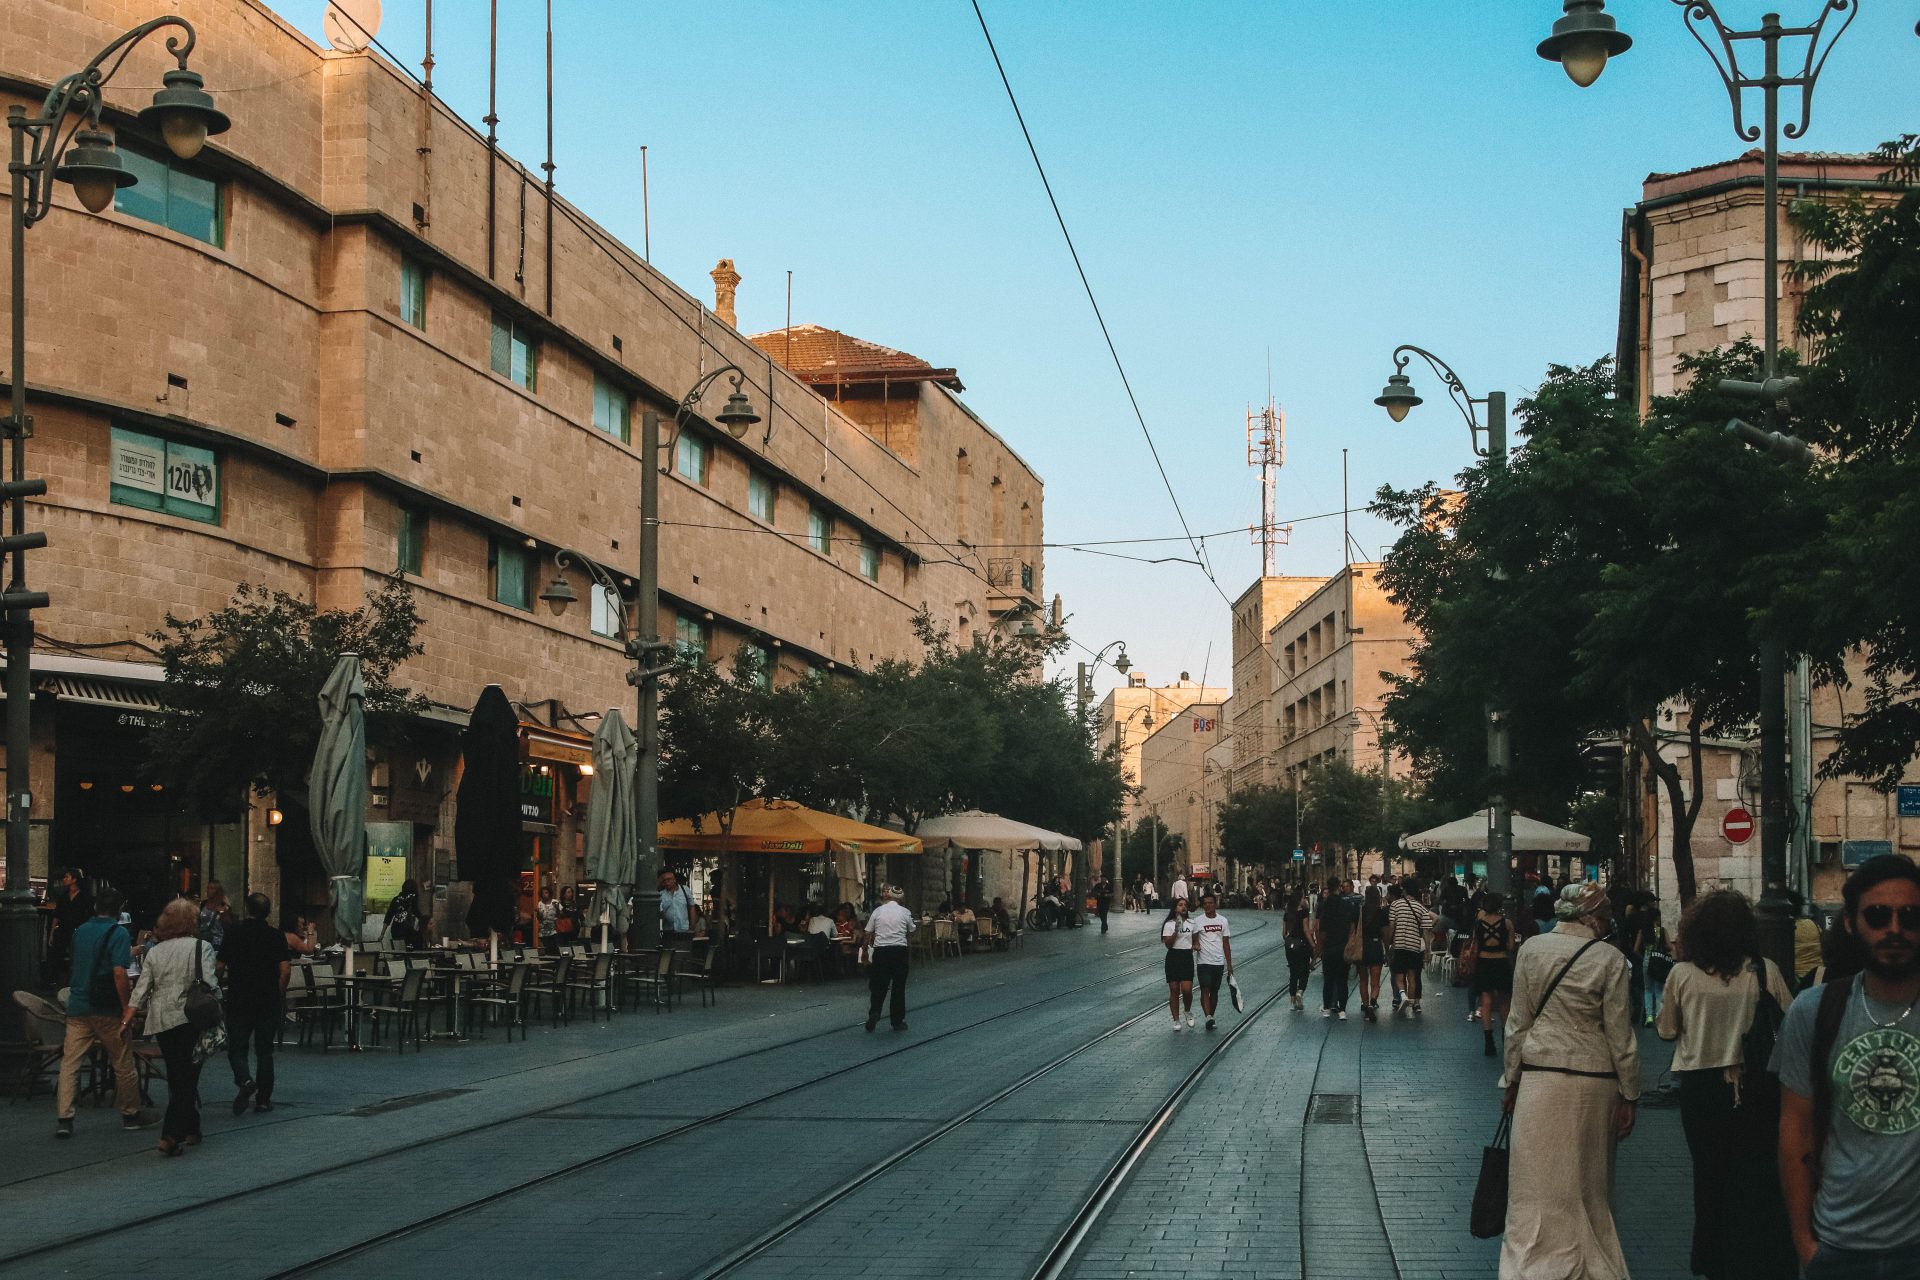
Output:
[1498,882,1641,1279]
[1654,891,1796,1280]
[124,898,219,1156]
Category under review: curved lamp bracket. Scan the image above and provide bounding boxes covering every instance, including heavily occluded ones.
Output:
[661,362,753,461]
[1391,344,1491,458]
[1672,0,1855,145]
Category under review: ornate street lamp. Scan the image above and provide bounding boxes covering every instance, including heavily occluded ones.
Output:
[540,365,761,946]
[1536,0,1635,87]
[3,18,229,1019]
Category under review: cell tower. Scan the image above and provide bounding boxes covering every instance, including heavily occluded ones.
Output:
[1247,398,1291,575]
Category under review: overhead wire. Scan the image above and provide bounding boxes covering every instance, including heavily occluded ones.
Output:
[968,0,1230,607]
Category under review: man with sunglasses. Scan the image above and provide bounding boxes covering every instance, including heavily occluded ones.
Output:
[1774,854,1920,1279]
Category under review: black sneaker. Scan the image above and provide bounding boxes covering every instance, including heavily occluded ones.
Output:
[121,1111,155,1131]
[55,1118,73,1139]
[1205,1017,1216,1031]
[233,1081,256,1116]
[255,1099,274,1113]
[891,1021,908,1031]
[864,1017,878,1032]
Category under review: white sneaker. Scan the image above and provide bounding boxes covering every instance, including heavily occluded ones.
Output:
[1171,1020,1183,1033]
[1321,1009,1332,1019]
[1185,1014,1196,1028]
[1337,1010,1348,1021]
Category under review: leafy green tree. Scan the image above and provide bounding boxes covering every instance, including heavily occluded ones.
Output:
[657,646,780,832]
[148,578,430,819]
[1218,782,1304,877]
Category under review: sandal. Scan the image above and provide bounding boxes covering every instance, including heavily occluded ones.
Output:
[157,1138,181,1157]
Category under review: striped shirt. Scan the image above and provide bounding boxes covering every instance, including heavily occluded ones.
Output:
[1387,898,1434,954]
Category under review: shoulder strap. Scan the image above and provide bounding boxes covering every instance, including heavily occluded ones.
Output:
[1810,976,1853,1183]
[1534,938,1604,1021]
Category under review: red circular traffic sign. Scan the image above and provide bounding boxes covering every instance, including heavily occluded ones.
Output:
[1721,808,1754,844]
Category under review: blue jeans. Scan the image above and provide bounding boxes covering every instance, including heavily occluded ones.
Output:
[1806,1244,1920,1280]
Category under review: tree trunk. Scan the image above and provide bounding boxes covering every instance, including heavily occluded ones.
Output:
[1629,714,1704,908]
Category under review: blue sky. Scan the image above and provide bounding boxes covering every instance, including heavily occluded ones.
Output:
[288,1,1917,701]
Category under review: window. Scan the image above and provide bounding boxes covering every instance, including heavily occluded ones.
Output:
[592,375,629,443]
[675,432,709,485]
[590,583,622,638]
[748,470,776,523]
[114,144,221,245]
[399,257,427,329]
[807,505,832,555]
[396,504,425,574]
[735,641,772,690]
[859,538,881,581]
[674,614,711,662]
[489,538,534,610]
[490,313,537,390]
[109,426,219,524]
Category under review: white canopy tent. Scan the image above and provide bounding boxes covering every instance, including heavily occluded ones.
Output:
[914,810,1082,922]
[1399,809,1591,854]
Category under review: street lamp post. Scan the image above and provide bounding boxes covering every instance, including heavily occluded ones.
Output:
[539,365,759,948]
[1,18,230,1012]
[1075,641,1130,925]
[1373,345,1514,907]
[1538,0,1857,976]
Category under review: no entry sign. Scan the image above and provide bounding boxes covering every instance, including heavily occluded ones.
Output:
[1721,808,1754,844]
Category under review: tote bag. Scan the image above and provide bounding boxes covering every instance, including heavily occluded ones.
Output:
[1470,1113,1513,1238]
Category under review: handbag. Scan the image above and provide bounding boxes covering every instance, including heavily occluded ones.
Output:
[1457,940,1479,980]
[1469,1112,1513,1238]
[190,1021,228,1066]
[1342,922,1363,965]
[183,938,224,1032]
[1740,958,1785,1104]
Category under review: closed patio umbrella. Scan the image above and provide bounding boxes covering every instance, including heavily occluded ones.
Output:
[458,684,521,939]
[308,653,368,947]
[583,708,637,946]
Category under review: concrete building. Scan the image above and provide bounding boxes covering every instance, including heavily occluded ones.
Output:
[1094,672,1226,823]
[1267,565,1413,782]
[1226,576,1327,794]
[1136,699,1224,877]
[0,0,1045,927]
[1617,150,1919,908]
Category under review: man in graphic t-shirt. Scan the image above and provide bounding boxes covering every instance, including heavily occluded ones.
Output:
[1192,893,1234,1031]
[1773,855,1920,1278]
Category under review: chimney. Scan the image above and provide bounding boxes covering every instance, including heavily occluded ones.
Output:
[711,258,741,329]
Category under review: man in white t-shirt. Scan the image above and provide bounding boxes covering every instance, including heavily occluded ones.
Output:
[1192,892,1234,1031]
[1141,879,1157,912]
[861,886,915,1033]
[1169,873,1190,906]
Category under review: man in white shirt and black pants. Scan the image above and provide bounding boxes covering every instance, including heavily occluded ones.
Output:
[862,886,914,1032]
[1193,892,1234,1031]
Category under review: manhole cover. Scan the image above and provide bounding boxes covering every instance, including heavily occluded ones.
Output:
[1308,1093,1358,1124]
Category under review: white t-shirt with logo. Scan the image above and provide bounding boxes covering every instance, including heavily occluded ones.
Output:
[1162,916,1198,951]
[1193,912,1232,966]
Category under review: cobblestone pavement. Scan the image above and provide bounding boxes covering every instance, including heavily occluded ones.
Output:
[1,913,1696,1280]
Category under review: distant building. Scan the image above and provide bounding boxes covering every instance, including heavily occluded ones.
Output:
[1137,700,1225,877]
[1267,565,1413,782]
[1095,673,1226,823]
[1226,577,1329,794]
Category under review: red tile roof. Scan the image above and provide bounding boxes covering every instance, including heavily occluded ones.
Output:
[748,324,963,391]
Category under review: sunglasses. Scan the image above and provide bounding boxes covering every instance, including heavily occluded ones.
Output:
[1860,904,1920,931]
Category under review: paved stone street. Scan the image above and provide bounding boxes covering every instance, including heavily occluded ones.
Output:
[1,913,1692,1280]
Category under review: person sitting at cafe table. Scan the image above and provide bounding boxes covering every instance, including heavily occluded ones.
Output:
[954,902,978,949]
[806,905,835,937]
[989,898,1013,944]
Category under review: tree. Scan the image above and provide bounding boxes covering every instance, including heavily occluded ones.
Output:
[657,647,780,833]
[1217,782,1303,878]
[148,578,430,819]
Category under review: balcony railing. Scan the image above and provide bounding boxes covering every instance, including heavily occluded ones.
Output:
[986,557,1036,595]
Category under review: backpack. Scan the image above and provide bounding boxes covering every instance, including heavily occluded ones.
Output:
[1808,976,1854,1186]
[1739,958,1785,1105]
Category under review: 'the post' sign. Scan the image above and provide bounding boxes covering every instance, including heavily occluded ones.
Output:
[1721,808,1754,844]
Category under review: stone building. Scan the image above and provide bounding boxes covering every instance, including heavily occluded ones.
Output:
[1266,565,1413,782]
[1226,576,1327,794]
[1094,672,1226,824]
[1135,700,1224,878]
[0,0,1045,927]
[1616,150,1919,908]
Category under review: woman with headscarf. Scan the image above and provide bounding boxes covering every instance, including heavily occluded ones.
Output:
[1498,880,1641,1280]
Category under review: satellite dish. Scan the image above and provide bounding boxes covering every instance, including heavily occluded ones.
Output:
[324,0,383,53]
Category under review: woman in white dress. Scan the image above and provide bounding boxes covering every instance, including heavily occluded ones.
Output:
[1500,881,1642,1279]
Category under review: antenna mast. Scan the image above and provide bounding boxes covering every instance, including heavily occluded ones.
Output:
[1247,396,1290,575]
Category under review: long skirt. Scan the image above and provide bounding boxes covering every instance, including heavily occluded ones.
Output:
[1678,1070,1795,1280]
[1500,1071,1630,1280]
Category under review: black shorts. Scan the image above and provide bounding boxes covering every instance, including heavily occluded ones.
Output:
[1363,939,1385,966]
[1197,963,1226,994]
[1165,950,1195,984]
[1390,948,1424,976]
[1471,957,1514,997]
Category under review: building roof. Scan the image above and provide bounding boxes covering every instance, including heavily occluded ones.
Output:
[1642,150,1892,200]
[747,324,963,391]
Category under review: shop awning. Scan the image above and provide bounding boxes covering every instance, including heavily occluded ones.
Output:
[660,798,922,855]
[36,674,163,713]
[1399,809,1591,854]
[913,809,1082,852]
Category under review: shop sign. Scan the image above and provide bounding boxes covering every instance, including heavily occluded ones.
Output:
[1899,786,1920,819]
[110,426,219,523]
[1843,839,1894,868]
[519,766,555,822]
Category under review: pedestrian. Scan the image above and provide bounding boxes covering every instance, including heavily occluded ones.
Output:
[1284,885,1314,1012]
[1141,877,1156,912]
[1312,876,1357,1021]
[1470,893,1516,1057]
[47,866,92,981]
[1162,896,1198,1031]
[1654,890,1796,1280]
[1192,892,1234,1031]
[219,892,291,1117]
[861,885,913,1032]
[1773,854,1920,1279]
[1169,869,1189,907]
[125,898,218,1156]
[1358,884,1388,1021]
[659,867,698,945]
[1498,880,1640,1280]
[1387,882,1434,1016]
[1093,875,1112,934]
[197,881,233,950]
[383,878,425,951]
[54,886,152,1138]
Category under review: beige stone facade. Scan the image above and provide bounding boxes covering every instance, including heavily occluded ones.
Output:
[1136,700,1224,876]
[0,0,1045,920]
[1226,576,1327,794]
[1266,566,1413,782]
[1093,673,1226,824]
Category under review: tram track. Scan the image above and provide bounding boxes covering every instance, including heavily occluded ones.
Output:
[0,924,1231,1276]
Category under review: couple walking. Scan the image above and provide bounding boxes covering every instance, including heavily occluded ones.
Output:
[1162,893,1232,1031]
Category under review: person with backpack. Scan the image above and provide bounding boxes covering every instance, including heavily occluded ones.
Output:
[1772,854,1920,1279]
[54,887,153,1138]
[1470,893,1516,1057]
[383,879,425,950]
[1386,881,1435,1016]
[1498,881,1640,1280]
[1655,890,1796,1279]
